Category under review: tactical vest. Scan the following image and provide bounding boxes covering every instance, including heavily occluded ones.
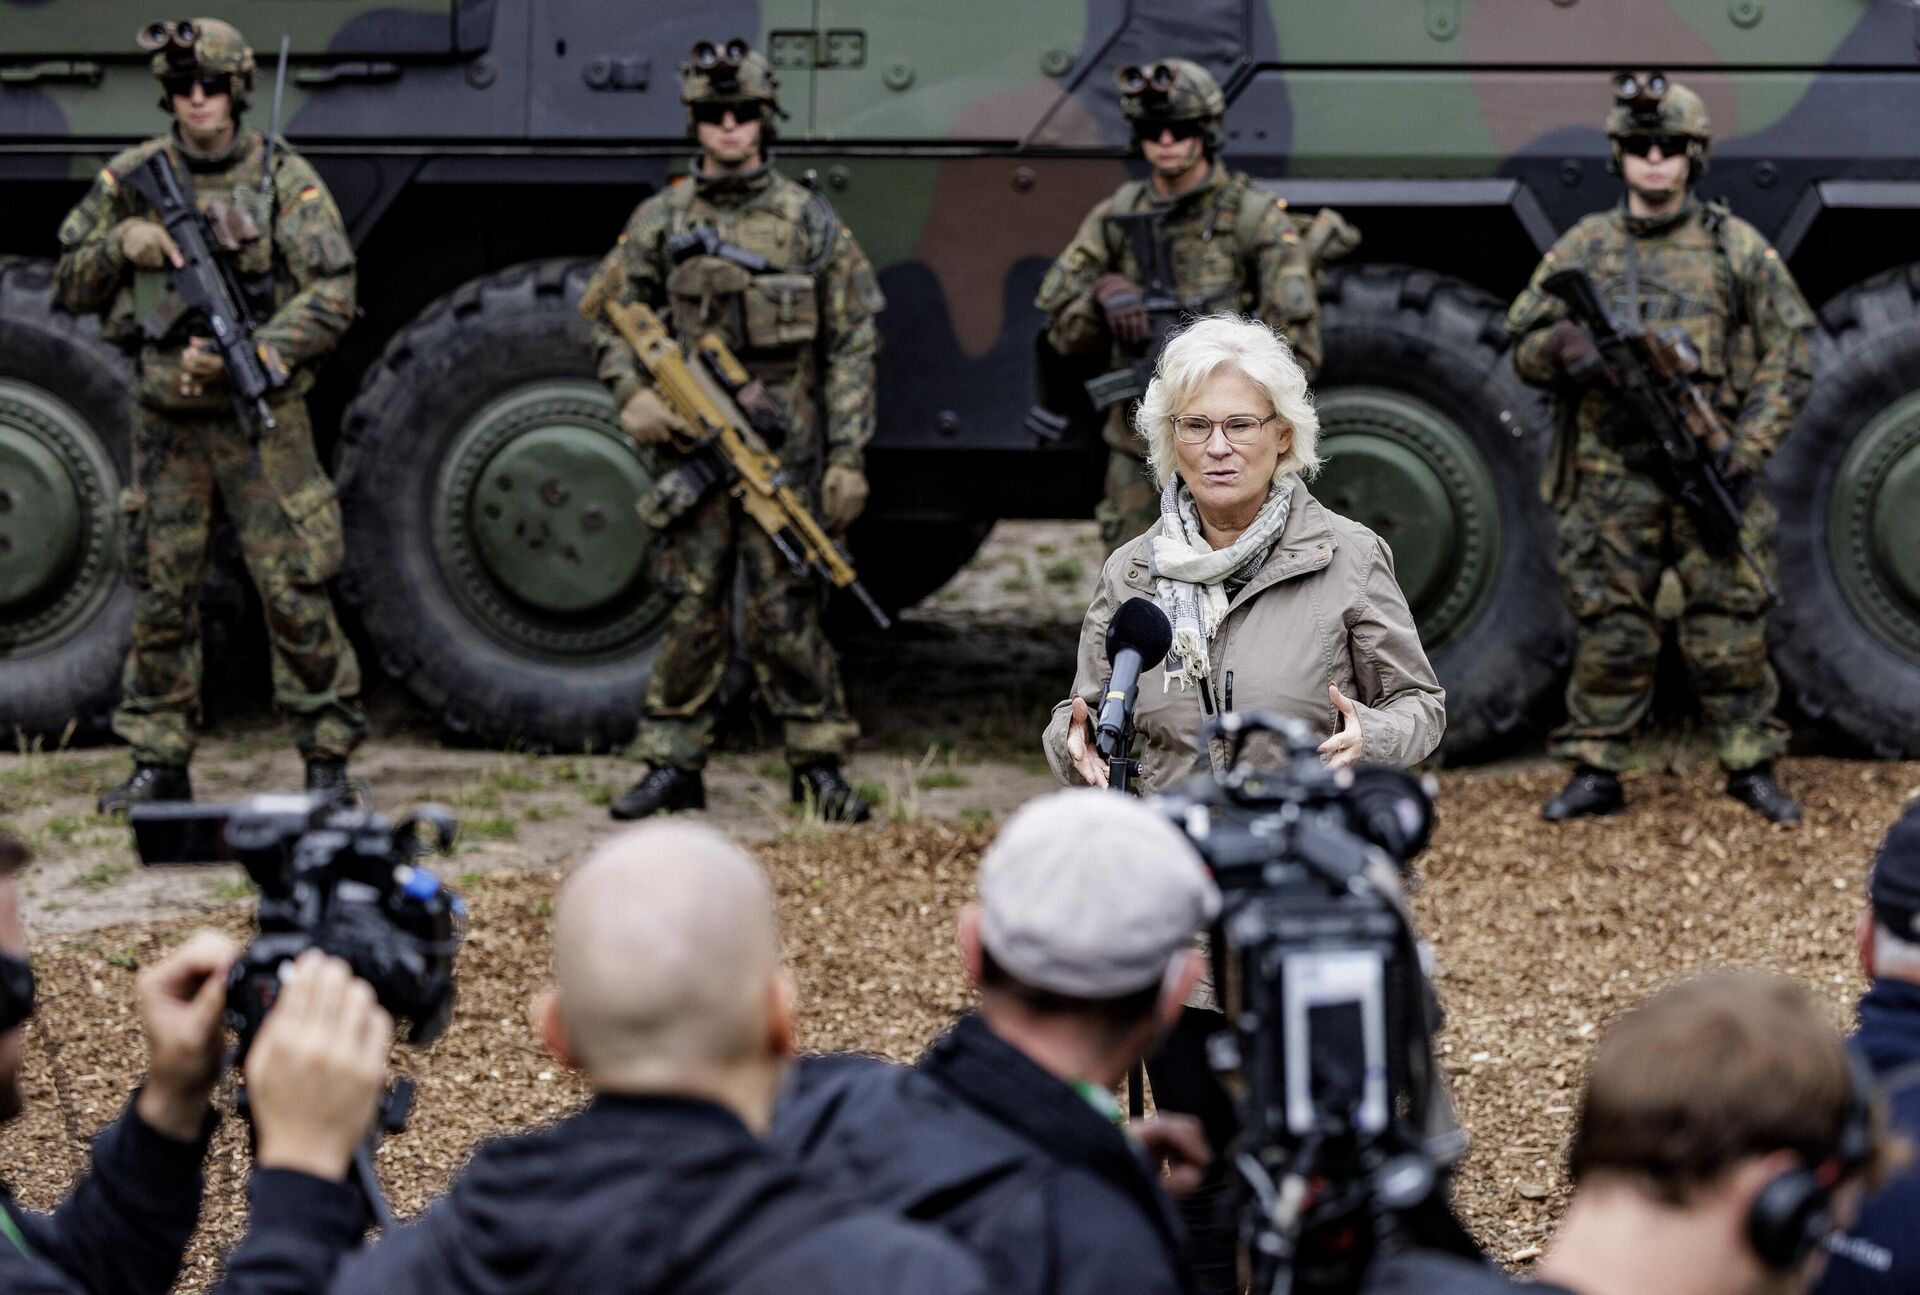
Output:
[108,130,280,349]
[1100,171,1273,317]
[1594,201,1747,418]
[659,174,835,378]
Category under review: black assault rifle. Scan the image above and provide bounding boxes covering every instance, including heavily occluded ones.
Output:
[1083,209,1207,412]
[120,150,286,439]
[1543,268,1777,600]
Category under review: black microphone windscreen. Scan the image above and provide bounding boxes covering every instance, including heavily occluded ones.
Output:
[1106,597,1174,669]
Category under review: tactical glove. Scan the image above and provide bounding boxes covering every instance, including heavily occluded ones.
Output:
[116,218,181,270]
[1092,273,1151,348]
[1547,321,1607,385]
[821,464,869,533]
[620,387,691,446]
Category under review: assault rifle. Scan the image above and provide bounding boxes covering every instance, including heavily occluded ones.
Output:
[598,299,891,630]
[1543,268,1777,600]
[1083,209,1204,412]
[121,149,286,439]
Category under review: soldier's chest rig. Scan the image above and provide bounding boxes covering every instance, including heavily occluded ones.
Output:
[126,136,280,346]
[1101,174,1267,316]
[659,179,834,388]
[1596,204,1751,405]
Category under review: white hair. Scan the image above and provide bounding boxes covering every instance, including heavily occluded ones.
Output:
[1133,313,1322,490]
[1875,921,1920,979]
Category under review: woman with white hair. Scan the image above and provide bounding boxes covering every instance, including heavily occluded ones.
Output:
[1043,314,1444,789]
[1041,313,1448,1294]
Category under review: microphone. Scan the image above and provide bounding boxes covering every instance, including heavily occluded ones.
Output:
[1096,597,1174,760]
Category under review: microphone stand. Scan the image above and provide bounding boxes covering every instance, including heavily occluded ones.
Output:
[1099,696,1148,1117]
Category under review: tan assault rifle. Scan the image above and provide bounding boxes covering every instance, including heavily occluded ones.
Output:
[598,299,890,629]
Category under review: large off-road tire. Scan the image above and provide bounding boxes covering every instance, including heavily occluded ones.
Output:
[1314,264,1568,762]
[1769,267,1920,757]
[337,259,676,751]
[0,258,135,744]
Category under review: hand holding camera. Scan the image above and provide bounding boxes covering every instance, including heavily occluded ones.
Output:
[133,929,240,1141]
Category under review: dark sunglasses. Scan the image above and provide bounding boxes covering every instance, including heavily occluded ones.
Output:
[162,72,231,99]
[691,100,763,127]
[1618,133,1691,159]
[1132,117,1204,144]
[0,953,34,1033]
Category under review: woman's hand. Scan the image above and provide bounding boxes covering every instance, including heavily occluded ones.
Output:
[1066,695,1112,787]
[1319,683,1363,769]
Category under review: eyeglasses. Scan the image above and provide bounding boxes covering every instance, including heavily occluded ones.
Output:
[691,100,762,126]
[1617,133,1691,159]
[1171,413,1279,445]
[1132,117,1204,144]
[162,72,230,99]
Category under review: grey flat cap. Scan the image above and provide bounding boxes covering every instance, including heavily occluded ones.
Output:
[978,789,1221,998]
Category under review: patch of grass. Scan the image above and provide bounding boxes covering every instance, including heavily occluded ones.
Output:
[458,871,486,889]
[583,782,616,807]
[916,769,970,790]
[532,898,553,918]
[854,781,887,807]
[1035,541,1056,556]
[40,815,90,847]
[1042,558,1084,589]
[999,574,1032,594]
[485,763,544,794]
[466,815,519,842]
[522,801,562,823]
[73,860,131,892]
[106,947,139,970]
[451,782,504,812]
[755,758,788,780]
[208,876,254,901]
[958,806,997,831]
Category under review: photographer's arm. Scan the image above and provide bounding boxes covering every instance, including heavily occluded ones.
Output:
[209,953,391,1295]
[11,933,237,1295]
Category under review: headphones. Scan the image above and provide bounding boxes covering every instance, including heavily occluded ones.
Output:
[1744,1047,1877,1270]
[0,951,33,1033]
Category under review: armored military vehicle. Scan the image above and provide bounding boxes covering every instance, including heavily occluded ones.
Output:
[3,1,1916,758]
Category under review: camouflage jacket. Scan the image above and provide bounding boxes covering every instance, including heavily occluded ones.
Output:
[54,126,357,414]
[1506,199,1814,509]
[587,161,886,472]
[1034,165,1324,453]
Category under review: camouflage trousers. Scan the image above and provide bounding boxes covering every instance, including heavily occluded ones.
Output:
[113,397,365,765]
[1098,448,1163,555]
[633,486,857,772]
[1550,468,1788,773]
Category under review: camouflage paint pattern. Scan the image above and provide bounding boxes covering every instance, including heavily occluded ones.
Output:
[1507,198,1810,772]
[631,484,857,772]
[114,397,364,763]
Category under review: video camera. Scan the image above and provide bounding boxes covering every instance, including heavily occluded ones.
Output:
[132,788,467,1224]
[1149,712,1466,1295]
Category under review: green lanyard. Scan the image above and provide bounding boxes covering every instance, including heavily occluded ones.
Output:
[1071,1079,1127,1128]
[0,1204,33,1260]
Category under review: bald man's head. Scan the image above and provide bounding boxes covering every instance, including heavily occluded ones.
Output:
[553,823,786,1090]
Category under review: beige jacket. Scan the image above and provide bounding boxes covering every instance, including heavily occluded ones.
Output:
[1043,477,1446,791]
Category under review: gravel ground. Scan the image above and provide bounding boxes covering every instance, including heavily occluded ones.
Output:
[3,757,1915,1291]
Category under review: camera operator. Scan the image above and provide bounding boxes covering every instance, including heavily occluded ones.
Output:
[321,821,988,1294]
[1817,801,1920,1294]
[773,789,1220,1295]
[0,833,392,1295]
[1529,973,1896,1295]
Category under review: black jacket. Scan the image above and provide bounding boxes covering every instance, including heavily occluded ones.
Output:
[773,1013,1193,1295]
[1817,978,1920,1295]
[0,1100,214,1295]
[317,1094,988,1294]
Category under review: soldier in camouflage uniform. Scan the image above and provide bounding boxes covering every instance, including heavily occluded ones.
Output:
[1035,58,1354,553]
[586,39,884,822]
[55,18,364,810]
[1507,74,1811,824]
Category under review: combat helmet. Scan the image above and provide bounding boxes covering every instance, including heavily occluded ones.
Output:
[1116,59,1227,156]
[139,18,255,113]
[680,38,786,138]
[1606,71,1711,177]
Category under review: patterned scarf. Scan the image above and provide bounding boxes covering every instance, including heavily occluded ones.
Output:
[1149,477,1293,689]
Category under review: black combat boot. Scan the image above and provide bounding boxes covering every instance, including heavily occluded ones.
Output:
[1726,763,1802,825]
[98,763,192,815]
[1542,764,1625,821]
[305,757,351,798]
[790,761,872,824]
[608,765,706,821]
